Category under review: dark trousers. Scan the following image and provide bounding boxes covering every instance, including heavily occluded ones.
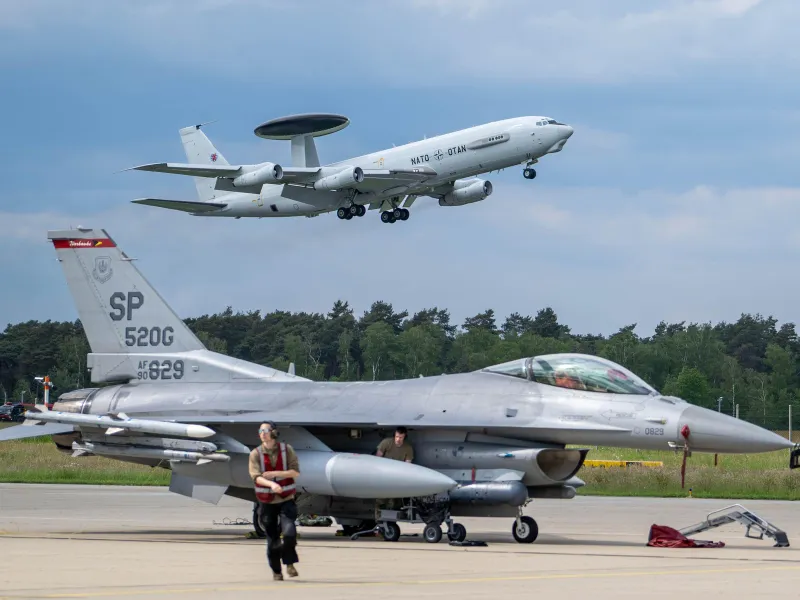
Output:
[258,498,299,573]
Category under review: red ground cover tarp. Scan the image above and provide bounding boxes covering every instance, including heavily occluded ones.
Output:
[647,524,725,548]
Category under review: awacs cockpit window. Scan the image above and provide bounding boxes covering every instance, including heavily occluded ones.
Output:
[482,358,529,379]
[529,354,656,395]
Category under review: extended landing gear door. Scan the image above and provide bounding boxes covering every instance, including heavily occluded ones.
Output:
[169,472,228,505]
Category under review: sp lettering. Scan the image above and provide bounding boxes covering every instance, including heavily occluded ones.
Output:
[109,292,144,321]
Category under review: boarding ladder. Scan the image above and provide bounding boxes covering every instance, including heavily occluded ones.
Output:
[680,504,789,547]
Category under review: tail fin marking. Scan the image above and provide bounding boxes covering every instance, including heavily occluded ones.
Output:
[179,124,229,202]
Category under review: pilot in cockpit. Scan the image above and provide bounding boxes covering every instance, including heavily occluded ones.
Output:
[554,369,584,390]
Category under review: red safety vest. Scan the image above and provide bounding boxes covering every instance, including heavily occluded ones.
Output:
[254,442,296,503]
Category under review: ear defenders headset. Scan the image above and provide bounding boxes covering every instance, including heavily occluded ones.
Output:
[263,421,279,439]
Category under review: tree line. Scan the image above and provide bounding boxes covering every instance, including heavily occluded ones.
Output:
[1,301,798,430]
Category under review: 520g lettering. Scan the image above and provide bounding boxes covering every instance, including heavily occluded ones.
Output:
[137,359,184,380]
[125,326,174,347]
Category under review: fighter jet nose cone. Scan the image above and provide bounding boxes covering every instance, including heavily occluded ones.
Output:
[679,404,794,453]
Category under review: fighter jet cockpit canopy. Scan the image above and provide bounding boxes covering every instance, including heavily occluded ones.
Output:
[481,353,658,395]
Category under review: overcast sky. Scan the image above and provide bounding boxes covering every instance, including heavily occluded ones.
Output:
[2,0,799,337]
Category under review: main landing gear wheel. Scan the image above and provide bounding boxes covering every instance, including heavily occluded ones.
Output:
[423,524,443,543]
[523,167,537,179]
[337,205,365,219]
[252,503,266,538]
[512,515,538,543]
[447,523,467,542]
[349,204,366,217]
[382,521,401,542]
[381,208,409,223]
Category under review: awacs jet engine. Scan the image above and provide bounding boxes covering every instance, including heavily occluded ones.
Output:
[439,178,493,207]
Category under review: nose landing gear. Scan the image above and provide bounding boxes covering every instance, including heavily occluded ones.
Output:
[523,167,537,180]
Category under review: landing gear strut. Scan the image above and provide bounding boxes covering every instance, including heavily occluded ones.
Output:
[512,512,538,543]
[380,207,409,223]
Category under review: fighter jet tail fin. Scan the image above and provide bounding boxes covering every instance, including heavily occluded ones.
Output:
[48,228,207,357]
[179,123,229,203]
[47,227,306,384]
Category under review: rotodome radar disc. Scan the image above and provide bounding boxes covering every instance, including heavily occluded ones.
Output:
[254,114,350,140]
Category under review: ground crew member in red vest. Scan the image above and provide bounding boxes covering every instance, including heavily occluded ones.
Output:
[248,421,301,580]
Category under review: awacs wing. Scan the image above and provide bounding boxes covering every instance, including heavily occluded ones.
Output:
[125,163,242,178]
[279,167,321,183]
[131,199,227,213]
[354,168,436,195]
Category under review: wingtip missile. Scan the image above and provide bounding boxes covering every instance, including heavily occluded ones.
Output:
[25,411,216,439]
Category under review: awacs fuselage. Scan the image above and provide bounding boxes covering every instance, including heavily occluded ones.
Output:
[129,115,574,222]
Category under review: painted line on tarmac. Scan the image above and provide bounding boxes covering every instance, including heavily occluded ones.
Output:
[6,565,800,598]
[2,533,798,566]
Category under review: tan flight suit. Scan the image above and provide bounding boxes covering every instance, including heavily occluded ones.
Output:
[375,437,414,519]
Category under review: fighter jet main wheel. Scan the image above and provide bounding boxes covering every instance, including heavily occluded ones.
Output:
[523,167,537,179]
[382,521,401,542]
[512,516,538,543]
[423,523,443,543]
[447,523,467,542]
[252,503,266,538]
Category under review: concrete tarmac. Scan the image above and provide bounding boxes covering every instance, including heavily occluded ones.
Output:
[1,483,798,599]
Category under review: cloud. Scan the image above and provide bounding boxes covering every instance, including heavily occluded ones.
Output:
[3,183,799,338]
[2,0,797,85]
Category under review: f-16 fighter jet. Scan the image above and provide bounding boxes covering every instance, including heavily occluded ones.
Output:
[126,113,573,224]
[2,228,795,544]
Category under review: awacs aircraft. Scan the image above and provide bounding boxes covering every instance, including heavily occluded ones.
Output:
[126,113,573,224]
[2,228,796,544]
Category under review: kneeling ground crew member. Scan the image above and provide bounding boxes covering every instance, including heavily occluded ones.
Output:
[249,421,301,580]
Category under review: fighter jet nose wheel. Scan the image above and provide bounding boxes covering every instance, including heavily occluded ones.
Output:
[382,521,401,542]
[512,516,538,543]
[523,168,537,179]
[423,523,443,543]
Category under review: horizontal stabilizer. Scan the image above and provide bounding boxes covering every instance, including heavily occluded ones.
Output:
[125,162,241,178]
[0,422,74,441]
[132,198,227,213]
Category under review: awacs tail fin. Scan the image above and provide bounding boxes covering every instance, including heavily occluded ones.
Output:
[180,124,229,202]
[48,228,303,384]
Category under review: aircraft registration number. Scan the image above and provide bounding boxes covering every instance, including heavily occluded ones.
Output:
[137,359,184,380]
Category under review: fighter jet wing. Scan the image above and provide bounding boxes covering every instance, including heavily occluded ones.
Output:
[131,199,227,213]
[169,412,631,433]
[0,422,75,441]
[124,162,243,178]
